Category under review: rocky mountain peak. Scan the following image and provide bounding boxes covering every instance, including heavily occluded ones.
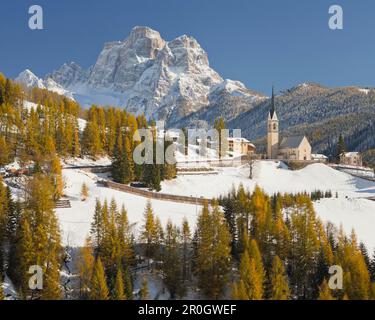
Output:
[47,61,88,89]
[16,69,45,89]
[14,26,261,126]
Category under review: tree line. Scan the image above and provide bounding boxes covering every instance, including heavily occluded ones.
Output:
[75,186,375,300]
[0,74,176,191]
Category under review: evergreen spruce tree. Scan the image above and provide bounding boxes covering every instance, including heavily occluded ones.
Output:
[269,255,290,300]
[49,156,64,201]
[335,134,346,163]
[195,202,231,299]
[318,279,335,300]
[90,258,109,300]
[233,237,264,300]
[124,267,133,300]
[141,201,157,262]
[78,238,95,299]
[140,276,149,300]
[113,267,126,300]
[163,220,185,299]
[181,218,191,281]
[81,183,89,201]
[90,199,103,257]
[214,117,226,158]
[16,219,35,299]
[0,136,9,166]
[0,279,4,300]
[370,250,375,282]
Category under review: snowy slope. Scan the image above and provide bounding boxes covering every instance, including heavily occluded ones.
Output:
[55,161,375,252]
[161,161,375,199]
[56,169,200,247]
[161,161,375,250]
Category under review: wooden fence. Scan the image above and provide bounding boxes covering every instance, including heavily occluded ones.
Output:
[101,180,210,205]
[55,200,71,209]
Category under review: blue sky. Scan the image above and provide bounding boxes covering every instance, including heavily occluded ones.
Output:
[0,0,374,94]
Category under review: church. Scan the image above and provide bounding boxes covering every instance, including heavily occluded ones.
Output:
[267,89,312,161]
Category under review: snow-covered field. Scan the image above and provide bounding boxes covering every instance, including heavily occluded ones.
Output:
[162,161,375,199]
[62,156,111,168]
[55,160,375,252]
[56,168,200,247]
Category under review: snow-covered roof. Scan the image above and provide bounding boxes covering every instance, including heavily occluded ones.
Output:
[228,137,249,143]
[343,152,361,157]
[227,137,255,148]
[311,154,328,159]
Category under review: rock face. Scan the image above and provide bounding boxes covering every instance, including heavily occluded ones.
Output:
[16,26,264,126]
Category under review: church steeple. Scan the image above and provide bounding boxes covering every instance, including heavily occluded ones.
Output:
[267,86,279,159]
[269,86,276,119]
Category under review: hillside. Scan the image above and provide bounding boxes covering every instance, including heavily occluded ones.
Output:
[228,83,375,159]
[46,160,375,252]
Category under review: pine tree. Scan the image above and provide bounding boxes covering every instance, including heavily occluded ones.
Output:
[123,267,133,300]
[140,276,149,300]
[233,237,265,300]
[78,238,95,299]
[22,175,62,300]
[121,136,134,184]
[289,196,320,299]
[116,205,134,268]
[337,229,371,300]
[214,117,227,158]
[90,199,103,256]
[141,201,157,262]
[81,183,89,201]
[370,250,375,282]
[41,256,62,300]
[0,136,9,166]
[181,218,191,281]
[0,177,9,274]
[49,156,64,201]
[269,255,290,300]
[163,220,185,299]
[90,258,109,300]
[318,279,335,300]
[16,219,35,299]
[195,202,231,299]
[335,134,346,163]
[113,267,126,300]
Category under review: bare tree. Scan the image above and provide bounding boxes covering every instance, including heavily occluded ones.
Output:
[248,153,257,179]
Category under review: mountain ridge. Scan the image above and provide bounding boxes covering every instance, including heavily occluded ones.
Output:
[14,26,264,126]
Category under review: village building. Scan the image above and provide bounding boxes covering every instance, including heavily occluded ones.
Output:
[267,88,312,161]
[340,152,362,167]
[228,137,256,155]
[278,136,312,161]
[311,153,329,163]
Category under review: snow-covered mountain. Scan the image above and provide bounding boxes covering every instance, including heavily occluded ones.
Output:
[15,26,265,125]
[15,69,75,100]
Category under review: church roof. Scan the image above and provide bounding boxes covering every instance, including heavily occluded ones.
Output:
[280,135,306,149]
[269,87,276,119]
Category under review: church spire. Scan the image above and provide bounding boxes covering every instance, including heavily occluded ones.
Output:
[270,86,276,119]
